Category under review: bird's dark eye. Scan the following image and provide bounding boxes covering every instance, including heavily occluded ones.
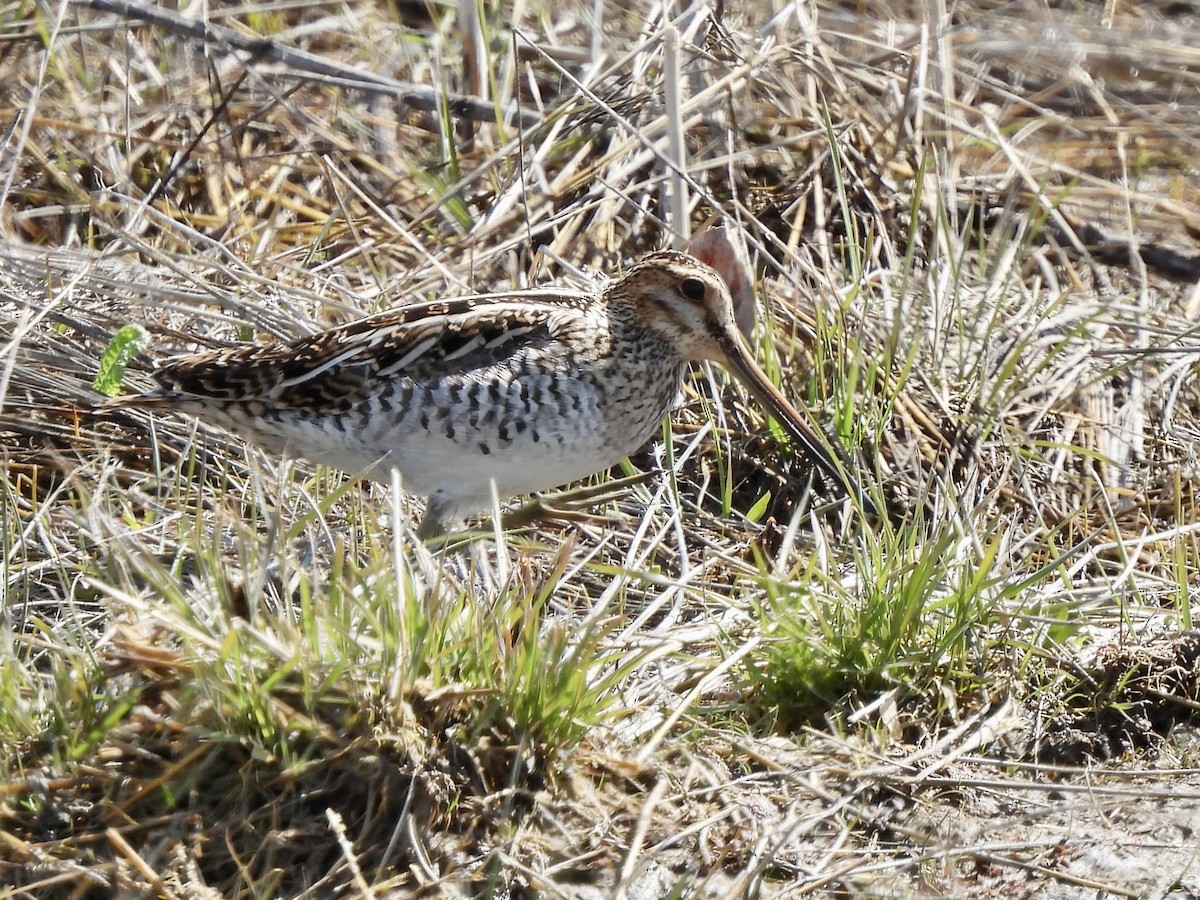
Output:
[679,277,706,301]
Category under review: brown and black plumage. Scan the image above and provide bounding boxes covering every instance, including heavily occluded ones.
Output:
[119,235,870,535]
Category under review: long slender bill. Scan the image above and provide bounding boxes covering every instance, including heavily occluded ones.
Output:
[718,335,876,516]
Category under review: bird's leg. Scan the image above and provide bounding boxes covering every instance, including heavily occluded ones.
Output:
[415,511,448,540]
[415,500,450,541]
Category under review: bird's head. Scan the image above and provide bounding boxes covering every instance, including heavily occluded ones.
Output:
[608,248,873,514]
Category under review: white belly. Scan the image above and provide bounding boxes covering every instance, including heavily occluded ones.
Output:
[237,363,679,517]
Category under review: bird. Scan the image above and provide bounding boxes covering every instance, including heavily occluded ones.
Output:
[113,238,871,537]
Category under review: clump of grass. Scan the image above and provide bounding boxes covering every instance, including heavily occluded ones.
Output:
[745,513,1001,731]
[2,456,662,893]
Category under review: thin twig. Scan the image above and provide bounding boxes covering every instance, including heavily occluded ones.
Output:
[77,0,539,127]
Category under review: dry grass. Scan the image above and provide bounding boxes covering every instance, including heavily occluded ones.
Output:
[2,0,1200,896]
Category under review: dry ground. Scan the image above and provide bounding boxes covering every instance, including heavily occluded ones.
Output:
[2,0,1200,896]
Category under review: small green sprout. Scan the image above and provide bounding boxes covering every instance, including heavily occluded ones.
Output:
[93,324,150,397]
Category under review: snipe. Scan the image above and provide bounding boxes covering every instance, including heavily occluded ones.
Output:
[115,230,871,535]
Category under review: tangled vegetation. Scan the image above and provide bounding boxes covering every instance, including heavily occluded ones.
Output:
[1,0,1199,895]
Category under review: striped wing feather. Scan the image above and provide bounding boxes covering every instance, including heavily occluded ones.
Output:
[152,291,595,409]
